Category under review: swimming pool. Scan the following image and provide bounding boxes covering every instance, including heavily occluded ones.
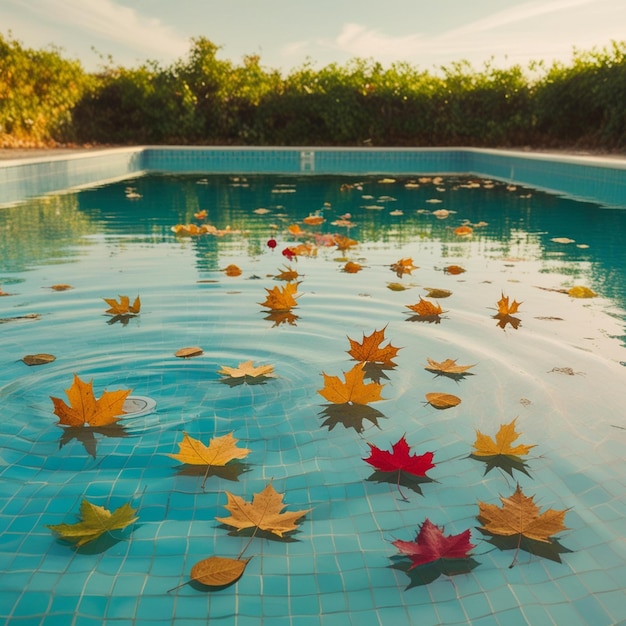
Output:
[1,152,626,626]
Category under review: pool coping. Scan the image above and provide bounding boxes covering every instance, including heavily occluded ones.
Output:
[1,146,625,209]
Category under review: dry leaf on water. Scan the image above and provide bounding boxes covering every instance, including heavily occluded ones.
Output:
[423,288,451,298]
[454,225,473,236]
[347,326,400,365]
[224,264,242,277]
[168,432,250,466]
[496,292,521,315]
[259,282,299,311]
[391,257,418,277]
[334,235,358,252]
[303,215,325,225]
[22,353,56,366]
[50,284,73,291]
[218,361,275,379]
[318,363,385,405]
[406,298,444,317]
[477,484,568,567]
[393,518,475,568]
[568,286,596,298]
[103,295,141,316]
[216,482,311,537]
[444,265,465,275]
[48,499,138,547]
[274,266,300,281]
[51,374,131,427]
[342,261,363,273]
[473,419,535,457]
[425,358,475,377]
[425,392,461,409]
[187,556,250,587]
[175,346,204,358]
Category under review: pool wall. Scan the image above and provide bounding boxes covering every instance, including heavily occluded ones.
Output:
[1,146,625,209]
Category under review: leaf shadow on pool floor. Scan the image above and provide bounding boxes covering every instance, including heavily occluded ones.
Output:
[389,555,480,589]
[218,376,274,387]
[318,403,387,433]
[173,462,252,483]
[366,471,435,497]
[468,453,532,478]
[476,528,573,564]
[405,314,443,324]
[58,424,129,458]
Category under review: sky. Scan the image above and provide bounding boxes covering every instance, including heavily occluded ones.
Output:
[2,0,625,74]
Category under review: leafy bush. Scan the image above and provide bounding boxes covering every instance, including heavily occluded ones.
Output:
[2,31,625,150]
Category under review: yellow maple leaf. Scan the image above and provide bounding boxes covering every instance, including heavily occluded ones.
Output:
[473,418,535,457]
[51,374,131,427]
[259,282,300,311]
[347,327,400,365]
[424,358,475,376]
[478,484,568,544]
[497,292,522,315]
[48,499,138,547]
[406,297,444,316]
[215,482,311,537]
[103,295,141,315]
[318,363,384,405]
[168,432,250,466]
[217,361,275,379]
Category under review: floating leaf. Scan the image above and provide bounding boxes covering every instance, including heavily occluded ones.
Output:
[424,358,475,378]
[50,284,73,291]
[190,556,249,587]
[347,326,400,365]
[259,282,300,311]
[496,292,521,315]
[393,518,475,569]
[472,419,535,458]
[51,374,131,427]
[215,482,310,537]
[477,484,569,567]
[103,295,141,316]
[568,286,596,298]
[303,215,324,225]
[194,209,208,220]
[387,282,411,291]
[48,499,138,548]
[391,257,417,277]
[364,436,434,499]
[274,265,300,281]
[342,261,363,273]
[423,288,451,298]
[444,265,465,275]
[22,353,56,366]
[425,392,461,409]
[454,225,473,236]
[218,361,275,379]
[224,264,242,277]
[551,237,575,244]
[406,298,444,317]
[334,235,358,252]
[318,363,384,405]
[175,346,204,358]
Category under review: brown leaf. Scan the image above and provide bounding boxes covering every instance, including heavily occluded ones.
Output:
[22,353,56,366]
[50,284,73,291]
[175,346,204,358]
[444,265,465,275]
[406,297,444,317]
[391,257,418,277]
[425,392,461,409]
[342,261,363,273]
[424,288,452,298]
[424,358,475,375]
[274,266,300,281]
[190,556,249,587]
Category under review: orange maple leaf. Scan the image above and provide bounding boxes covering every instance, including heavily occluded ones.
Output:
[497,292,522,315]
[51,374,131,427]
[274,265,300,281]
[334,235,358,252]
[391,257,418,277]
[347,327,400,365]
[303,215,325,225]
[342,261,363,273]
[104,295,141,315]
[406,297,444,317]
[259,282,300,311]
[318,363,384,405]
[215,482,310,537]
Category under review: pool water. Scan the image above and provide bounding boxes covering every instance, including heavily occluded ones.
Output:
[1,174,625,626]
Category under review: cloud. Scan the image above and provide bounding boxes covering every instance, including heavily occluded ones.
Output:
[283,0,624,70]
[11,0,189,59]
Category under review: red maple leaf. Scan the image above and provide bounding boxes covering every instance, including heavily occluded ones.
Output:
[364,435,435,500]
[393,518,475,569]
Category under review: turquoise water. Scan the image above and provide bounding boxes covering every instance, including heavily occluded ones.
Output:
[1,174,625,625]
